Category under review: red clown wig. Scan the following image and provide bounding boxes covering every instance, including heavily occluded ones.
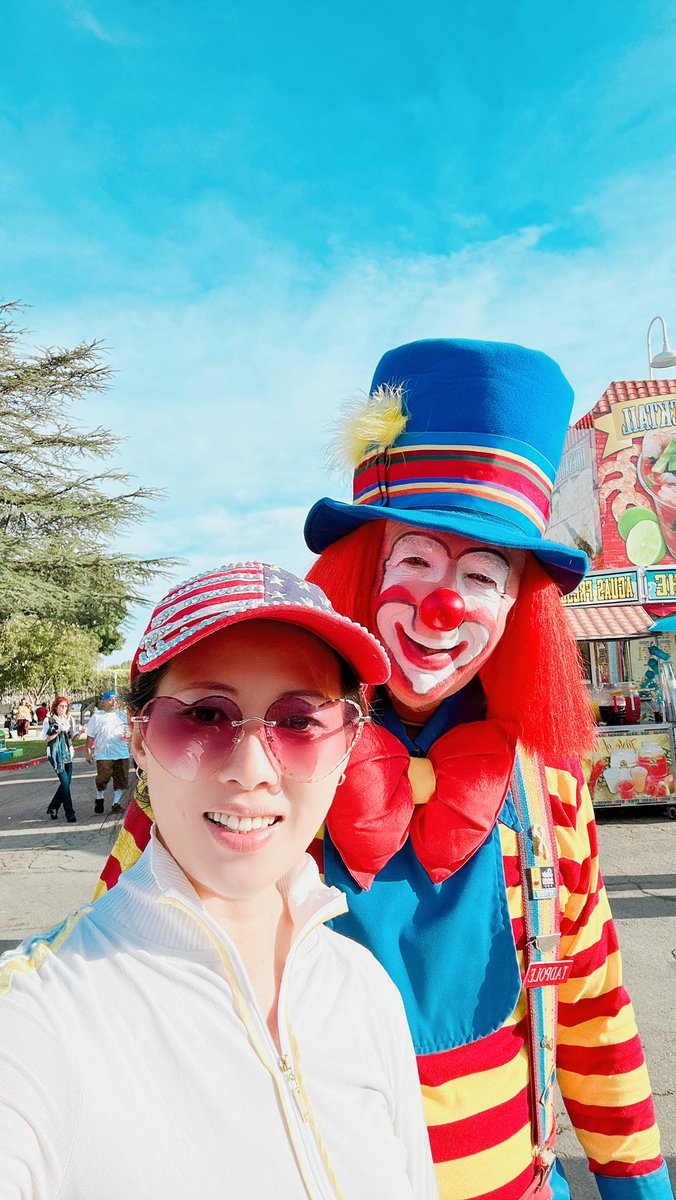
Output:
[306,523,595,760]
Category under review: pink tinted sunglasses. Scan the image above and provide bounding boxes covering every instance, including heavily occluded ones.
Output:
[132,693,366,783]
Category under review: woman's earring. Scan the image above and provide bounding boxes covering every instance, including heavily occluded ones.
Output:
[338,772,346,786]
[134,768,150,806]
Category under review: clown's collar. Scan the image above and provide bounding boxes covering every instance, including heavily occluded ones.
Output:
[372,676,487,756]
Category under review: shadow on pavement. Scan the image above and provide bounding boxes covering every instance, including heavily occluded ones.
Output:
[557,1156,595,1199]
[595,807,676,824]
[602,872,676,920]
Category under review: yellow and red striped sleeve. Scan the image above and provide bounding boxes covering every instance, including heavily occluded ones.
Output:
[548,761,666,1187]
[92,794,153,900]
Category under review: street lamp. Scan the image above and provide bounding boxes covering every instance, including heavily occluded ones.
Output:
[647,315,676,378]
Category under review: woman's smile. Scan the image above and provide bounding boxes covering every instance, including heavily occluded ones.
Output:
[203,809,282,852]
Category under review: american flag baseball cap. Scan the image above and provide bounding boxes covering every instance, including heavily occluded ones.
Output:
[132,562,390,685]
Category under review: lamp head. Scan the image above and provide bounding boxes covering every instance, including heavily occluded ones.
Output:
[647,315,676,377]
[650,348,676,370]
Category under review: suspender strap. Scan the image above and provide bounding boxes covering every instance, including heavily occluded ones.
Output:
[509,746,561,1175]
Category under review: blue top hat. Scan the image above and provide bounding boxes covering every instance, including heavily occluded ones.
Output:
[304,338,587,594]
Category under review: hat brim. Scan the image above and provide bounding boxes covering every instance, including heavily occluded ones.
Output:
[305,497,588,596]
[134,602,390,686]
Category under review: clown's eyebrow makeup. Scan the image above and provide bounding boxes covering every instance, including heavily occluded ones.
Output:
[456,550,511,595]
[456,548,511,572]
[385,534,450,574]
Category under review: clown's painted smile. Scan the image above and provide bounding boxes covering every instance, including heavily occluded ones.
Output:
[375,526,524,710]
[394,624,469,671]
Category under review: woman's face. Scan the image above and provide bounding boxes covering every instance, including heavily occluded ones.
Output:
[56,701,68,717]
[132,621,347,905]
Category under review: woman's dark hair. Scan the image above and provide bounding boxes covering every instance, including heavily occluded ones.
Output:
[125,647,365,714]
[338,660,365,712]
[124,664,169,714]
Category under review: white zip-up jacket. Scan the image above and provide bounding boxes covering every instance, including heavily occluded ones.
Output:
[0,831,438,1200]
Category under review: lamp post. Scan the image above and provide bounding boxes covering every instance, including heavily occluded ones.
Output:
[647,315,676,378]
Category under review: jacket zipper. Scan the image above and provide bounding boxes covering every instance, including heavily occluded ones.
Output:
[157,889,347,1200]
[279,1053,310,1120]
[274,905,348,1200]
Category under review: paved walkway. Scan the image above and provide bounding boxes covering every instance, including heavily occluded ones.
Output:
[0,756,129,950]
[0,760,674,1195]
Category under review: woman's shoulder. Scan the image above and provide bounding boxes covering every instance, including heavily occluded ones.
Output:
[0,906,96,1001]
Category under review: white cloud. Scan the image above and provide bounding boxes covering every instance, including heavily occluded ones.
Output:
[62,1,134,46]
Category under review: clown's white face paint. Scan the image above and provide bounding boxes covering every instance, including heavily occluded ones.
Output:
[375,524,525,712]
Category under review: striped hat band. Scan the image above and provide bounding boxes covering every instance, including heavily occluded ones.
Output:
[352,432,555,538]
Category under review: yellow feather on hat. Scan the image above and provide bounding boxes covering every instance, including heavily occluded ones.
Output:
[327,384,409,475]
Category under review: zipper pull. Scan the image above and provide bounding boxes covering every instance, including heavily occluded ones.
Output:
[279,1054,310,1122]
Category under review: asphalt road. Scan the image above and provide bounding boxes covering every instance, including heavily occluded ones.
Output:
[0,756,674,1197]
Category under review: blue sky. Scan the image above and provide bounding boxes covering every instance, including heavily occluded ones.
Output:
[3,0,676,658]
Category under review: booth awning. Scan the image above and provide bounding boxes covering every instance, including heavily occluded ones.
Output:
[565,604,655,641]
[649,615,676,634]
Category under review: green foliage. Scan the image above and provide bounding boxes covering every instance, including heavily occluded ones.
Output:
[0,616,100,698]
[0,302,175,657]
[78,661,132,702]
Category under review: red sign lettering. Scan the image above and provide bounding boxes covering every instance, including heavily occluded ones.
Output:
[524,960,573,988]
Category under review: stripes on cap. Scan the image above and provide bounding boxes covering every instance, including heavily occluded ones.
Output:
[352,431,555,537]
[136,562,337,671]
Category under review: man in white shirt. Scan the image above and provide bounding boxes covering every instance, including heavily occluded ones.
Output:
[85,690,130,814]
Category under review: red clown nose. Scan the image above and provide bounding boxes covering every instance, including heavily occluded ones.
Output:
[419,589,466,631]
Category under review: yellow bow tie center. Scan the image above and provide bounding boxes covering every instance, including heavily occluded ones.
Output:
[407,756,436,805]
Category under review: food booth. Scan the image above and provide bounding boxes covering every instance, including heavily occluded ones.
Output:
[547,376,676,817]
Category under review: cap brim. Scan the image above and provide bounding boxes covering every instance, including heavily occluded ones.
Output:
[305,497,588,596]
[134,602,390,686]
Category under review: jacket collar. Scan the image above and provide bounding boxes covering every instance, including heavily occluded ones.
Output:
[100,827,347,951]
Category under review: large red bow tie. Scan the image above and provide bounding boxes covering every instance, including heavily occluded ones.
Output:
[326,719,517,889]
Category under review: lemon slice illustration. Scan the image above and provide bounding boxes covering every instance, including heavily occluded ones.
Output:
[618,506,659,541]
[625,519,666,565]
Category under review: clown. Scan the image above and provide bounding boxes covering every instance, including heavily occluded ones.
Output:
[98,339,671,1200]
[301,339,671,1200]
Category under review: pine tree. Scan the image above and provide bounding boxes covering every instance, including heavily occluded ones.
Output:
[0,302,170,654]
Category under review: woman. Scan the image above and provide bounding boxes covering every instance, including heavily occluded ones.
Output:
[42,696,82,822]
[0,562,438,1200]
[15,698,32,738]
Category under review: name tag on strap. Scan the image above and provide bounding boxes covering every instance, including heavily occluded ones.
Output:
[524,959,573,988]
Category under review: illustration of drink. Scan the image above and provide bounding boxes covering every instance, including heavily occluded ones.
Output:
[638,743,668,783]
[630,764,648,794]
[637,431,676,559]
[604,748,637,797]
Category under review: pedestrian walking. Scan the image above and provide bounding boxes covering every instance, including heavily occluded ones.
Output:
[15,698,32,739]
[43,697,83,822]
[85,690,130,814]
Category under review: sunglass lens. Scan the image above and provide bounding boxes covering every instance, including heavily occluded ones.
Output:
[264,697,361,781]
[143,696,240,781]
